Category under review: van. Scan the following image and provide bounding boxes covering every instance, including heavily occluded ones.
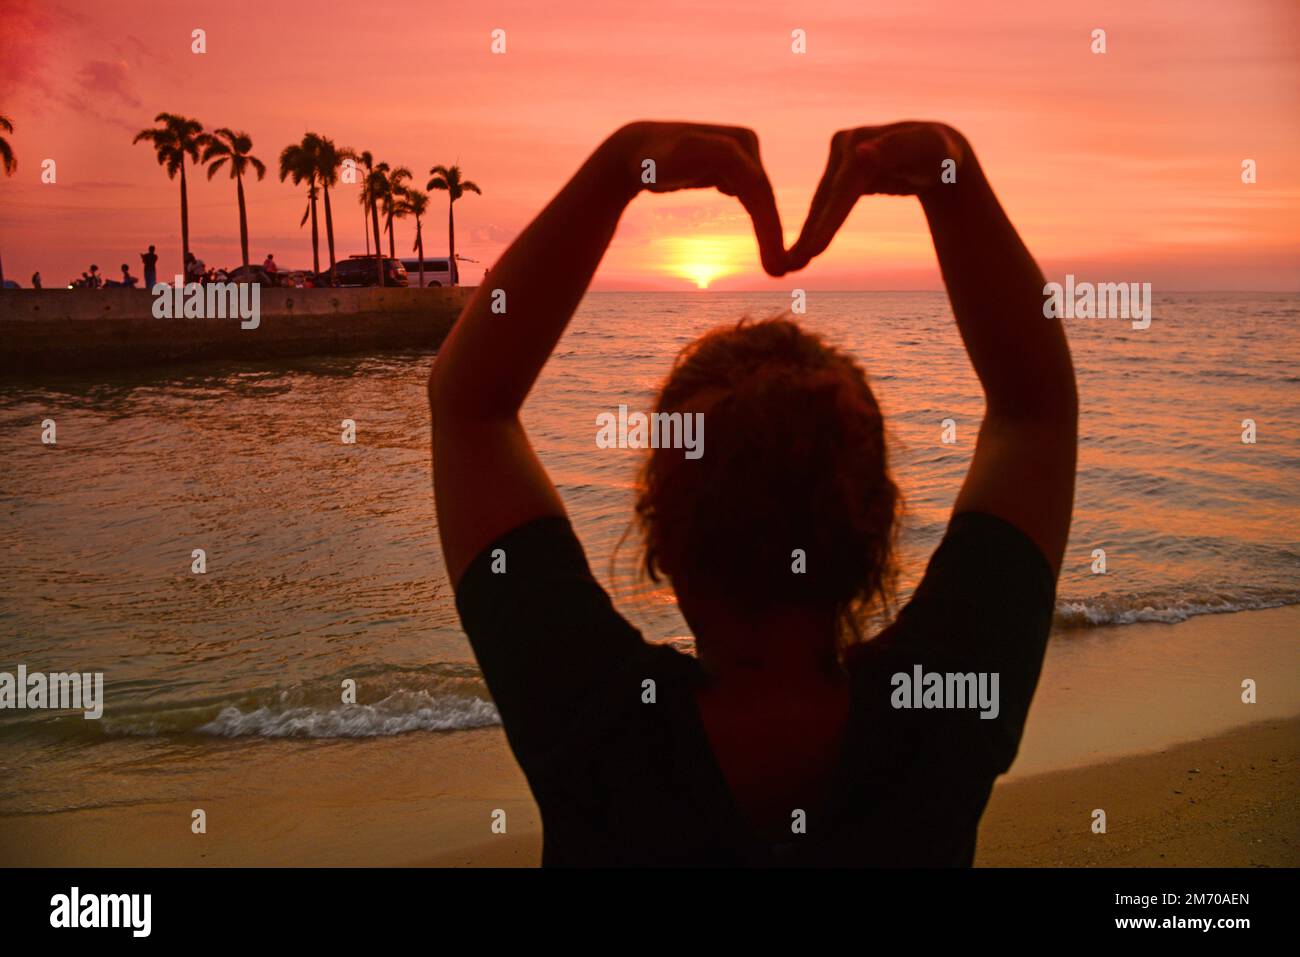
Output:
[400,257,454,287]
[320,257,409,287]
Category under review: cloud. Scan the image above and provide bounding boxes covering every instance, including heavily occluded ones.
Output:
[464,222,515,243]
[75,59,142,108]
[117,34,153,67]
[60,180,136,191]
[0,2,149,130]
[0,0,74,101]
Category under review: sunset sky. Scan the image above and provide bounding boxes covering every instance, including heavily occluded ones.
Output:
[1,0,1297,290]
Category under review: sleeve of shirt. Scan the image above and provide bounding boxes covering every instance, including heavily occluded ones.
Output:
[453,515,649,765]
[871,510,1058,774]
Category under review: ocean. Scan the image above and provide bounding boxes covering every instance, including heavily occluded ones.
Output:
[0,290,1297,816]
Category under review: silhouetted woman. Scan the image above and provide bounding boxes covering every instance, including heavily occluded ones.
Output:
[429,121,1077,865]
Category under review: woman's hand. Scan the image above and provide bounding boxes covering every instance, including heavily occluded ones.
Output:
[788,121,967,269]
[609,121,788,277]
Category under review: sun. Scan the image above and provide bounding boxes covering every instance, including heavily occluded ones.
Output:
[685,263,723,289]
[660,235,751,290]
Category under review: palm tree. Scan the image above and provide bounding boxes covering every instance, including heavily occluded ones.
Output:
[0,115,14,176]
[279,136,321,274]
[133,113,208,274]
[355,153,388,286]
[311,134,345,284]
[202,129,265,269]
[348,149,374,257]
[426,164,480,286]
[395,188,429,287]
[380,166,412,261]
[0,114,14,288]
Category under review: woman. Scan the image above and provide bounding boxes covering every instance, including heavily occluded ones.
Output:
[429,121,1077,865]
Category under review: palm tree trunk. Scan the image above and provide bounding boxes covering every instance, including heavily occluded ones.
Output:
[417,221,425,287]
[309,185,321,274]
[323,182,337,283]
[180,160,191,274]
[370,199,384,287]
[236,172,250,268]
[448,199,457,286]
[386,210,396,261]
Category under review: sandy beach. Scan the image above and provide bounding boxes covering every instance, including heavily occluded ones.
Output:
[2,715,1294,869]
[977,717,1297,867]
[425,716,1300,868]
[2,605,1295,869]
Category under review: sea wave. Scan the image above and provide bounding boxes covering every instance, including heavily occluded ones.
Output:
[0,664,500,742]
[3,590,1296,746]
[1054,589,1299,628]
[198,690,499,738]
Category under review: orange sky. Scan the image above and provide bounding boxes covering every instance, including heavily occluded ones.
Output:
[1,0,1297,289]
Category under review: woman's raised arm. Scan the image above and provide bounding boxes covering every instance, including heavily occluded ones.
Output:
[790,122,1077,572]
[429,122,786,586]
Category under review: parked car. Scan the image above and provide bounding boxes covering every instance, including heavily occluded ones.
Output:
[317,257,408,288]
[280,269,318,288]
[400,257,454,287]
[227,264,278,286]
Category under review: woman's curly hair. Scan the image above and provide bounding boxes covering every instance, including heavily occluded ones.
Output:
[635,316,900,650]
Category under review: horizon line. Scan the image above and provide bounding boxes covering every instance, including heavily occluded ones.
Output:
[581,288,1300,294]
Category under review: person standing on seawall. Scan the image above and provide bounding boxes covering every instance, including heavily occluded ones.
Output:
[141,245,158,289]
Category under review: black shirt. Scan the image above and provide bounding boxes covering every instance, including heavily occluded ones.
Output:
[455,510,1056,866]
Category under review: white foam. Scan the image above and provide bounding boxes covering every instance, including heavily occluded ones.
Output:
[197,691,500,738]
[1055,595,1293,629]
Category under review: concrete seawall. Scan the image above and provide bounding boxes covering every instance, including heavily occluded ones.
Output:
[0,286,474,375]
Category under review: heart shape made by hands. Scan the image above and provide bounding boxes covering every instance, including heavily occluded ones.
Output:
[626,120,968,278]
